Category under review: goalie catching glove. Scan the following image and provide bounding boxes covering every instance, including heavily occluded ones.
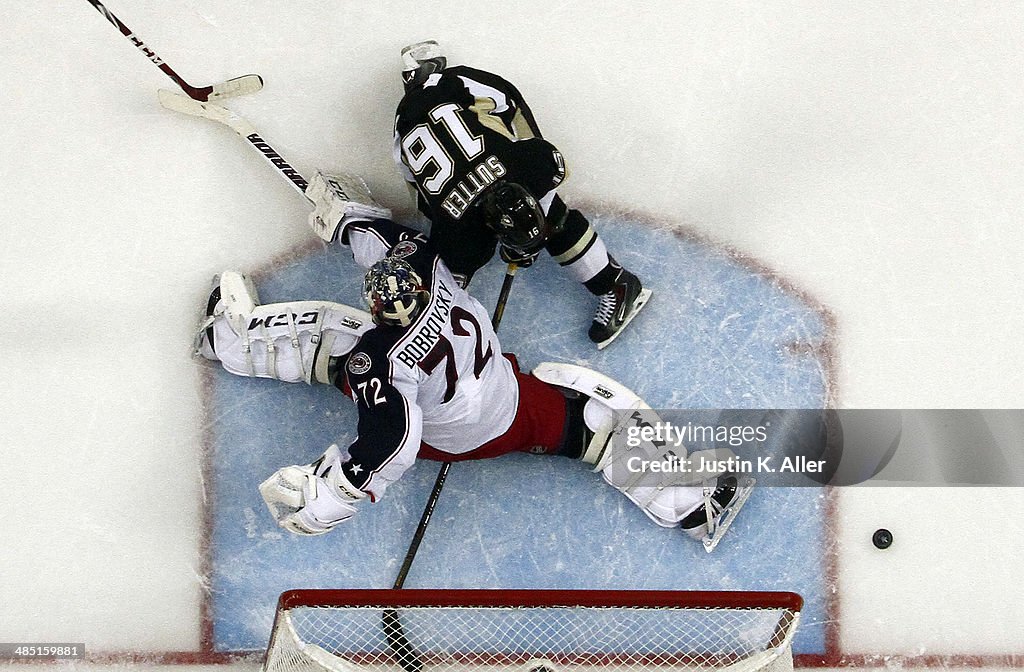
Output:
[259,444,366,536]
[306,170,392,243]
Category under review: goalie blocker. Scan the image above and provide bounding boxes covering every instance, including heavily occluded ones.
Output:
[306,170,392,244]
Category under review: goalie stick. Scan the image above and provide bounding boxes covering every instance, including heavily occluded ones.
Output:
[158,89,310,198]
[160,90,522,661]
[383,264,519,672]
[86,0,263,101]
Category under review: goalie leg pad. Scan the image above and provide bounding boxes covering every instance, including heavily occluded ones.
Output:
[532,362,654,470]
[220,271,259,325]
[603,448,738,527]
[205,298,373,384]
[611,481,707,528]
[532,362,745,537]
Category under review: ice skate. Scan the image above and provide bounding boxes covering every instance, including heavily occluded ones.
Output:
[588,268,651,349]
[193,271,259,360]
[193,274,223,360]
[680,474,755,553]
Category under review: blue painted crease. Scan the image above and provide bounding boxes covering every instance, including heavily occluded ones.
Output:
[208,218,832,654]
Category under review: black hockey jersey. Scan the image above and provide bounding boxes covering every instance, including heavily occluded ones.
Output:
[393,66,567,275]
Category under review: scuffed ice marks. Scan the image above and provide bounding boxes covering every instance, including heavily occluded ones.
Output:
[205,216,832,654]
[489,216,831,409]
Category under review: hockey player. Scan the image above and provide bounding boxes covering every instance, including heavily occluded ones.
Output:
[195,176,749,549]
[390,41,651,350]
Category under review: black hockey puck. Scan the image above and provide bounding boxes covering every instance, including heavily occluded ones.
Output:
[872,528,893,549]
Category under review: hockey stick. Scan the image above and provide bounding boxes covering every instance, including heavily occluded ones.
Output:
[490,264,519,331]
[383,264,519,672]
[158,90,310,198]
[391,264,517,587]
[86,0,263,101]
[158,88,519,662]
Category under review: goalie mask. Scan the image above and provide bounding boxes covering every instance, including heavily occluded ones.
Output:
[480,181,549,254]
[364,257,431,327]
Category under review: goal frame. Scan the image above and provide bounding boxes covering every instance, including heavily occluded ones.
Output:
[266,589,803,672]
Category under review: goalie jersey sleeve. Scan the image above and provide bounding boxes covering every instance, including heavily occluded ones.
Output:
[338,332,423,501]
[344,218,430,271]
[334,224,520,500]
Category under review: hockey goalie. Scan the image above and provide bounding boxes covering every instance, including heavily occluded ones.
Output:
[194,171,752,550]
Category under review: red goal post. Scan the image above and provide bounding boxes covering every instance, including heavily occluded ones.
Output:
[264,589,803,672]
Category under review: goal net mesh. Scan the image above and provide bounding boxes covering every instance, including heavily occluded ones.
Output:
[264,590,801,672]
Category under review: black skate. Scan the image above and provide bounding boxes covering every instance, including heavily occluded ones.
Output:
[588,269,652,349]
[193,274,224,360]
[193,272,259,360]
[680,474,755,553]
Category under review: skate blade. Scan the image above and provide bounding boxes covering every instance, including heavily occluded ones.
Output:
[596,288,653,350]
[192,314,218,359]
[192,274,223,359]
[702,477,755,553]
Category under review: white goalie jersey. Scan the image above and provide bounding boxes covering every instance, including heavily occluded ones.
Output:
[336,219,519,500]
[204,177,752,545]
[196,217,520,503]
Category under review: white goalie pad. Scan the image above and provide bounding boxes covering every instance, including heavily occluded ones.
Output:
[532,362,737,531]
[610,446,743,528]
[205,300,373,384]
[306,170,392,243]
[220,270,258,326]
[532,362,653,471]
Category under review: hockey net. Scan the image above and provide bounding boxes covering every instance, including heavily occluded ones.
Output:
[263,590,802,672]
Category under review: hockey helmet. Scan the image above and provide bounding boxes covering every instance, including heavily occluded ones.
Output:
[401,40,447,90]
[363,257,431,327]
[480,181,550,254]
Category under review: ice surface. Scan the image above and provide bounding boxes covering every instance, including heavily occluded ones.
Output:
[205,217,830,652]
[2,0,1024,666]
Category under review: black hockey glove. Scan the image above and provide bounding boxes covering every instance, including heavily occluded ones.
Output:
[499,243,540,268]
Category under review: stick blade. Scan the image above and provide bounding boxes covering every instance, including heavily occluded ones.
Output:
[206,74,264,101]
[158,89,256,136]
[158,88,208,115]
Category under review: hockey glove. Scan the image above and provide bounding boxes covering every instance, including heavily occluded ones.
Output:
[499,243,540,268]
[259,444,367,536]
[306,170,392,244]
